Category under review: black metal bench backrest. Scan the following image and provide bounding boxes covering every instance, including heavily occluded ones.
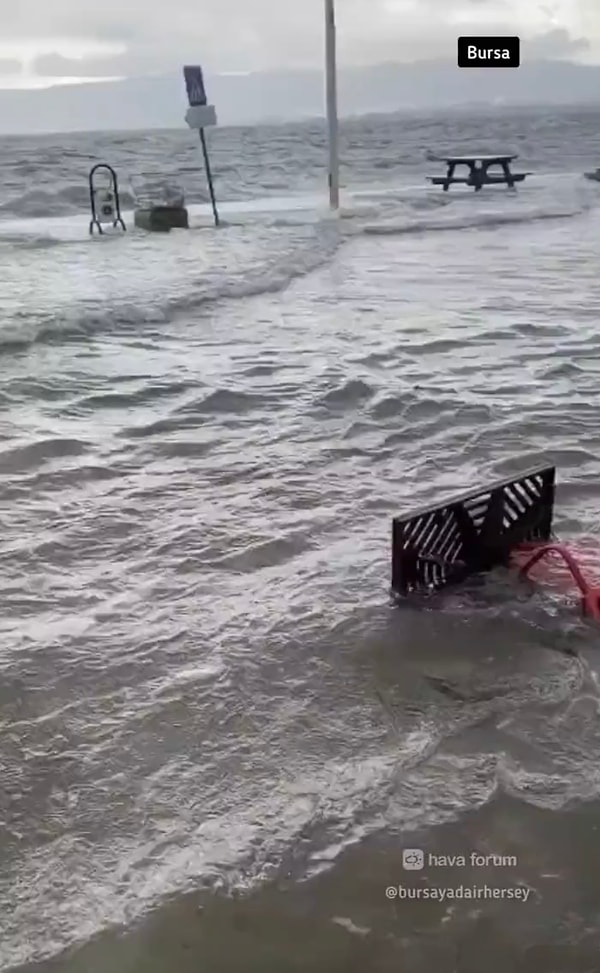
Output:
[391,465,555,596]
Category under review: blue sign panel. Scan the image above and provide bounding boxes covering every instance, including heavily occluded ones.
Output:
[183,65,207,106]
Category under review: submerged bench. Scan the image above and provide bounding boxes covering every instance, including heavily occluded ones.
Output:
[133,205,189,232]
[427,154,531,191]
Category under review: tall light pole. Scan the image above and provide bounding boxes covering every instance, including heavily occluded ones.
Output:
[325,0,340,209]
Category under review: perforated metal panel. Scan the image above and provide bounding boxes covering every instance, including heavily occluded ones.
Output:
[391,465,555,596]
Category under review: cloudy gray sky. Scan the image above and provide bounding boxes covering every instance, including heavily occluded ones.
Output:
[0,0,598,87]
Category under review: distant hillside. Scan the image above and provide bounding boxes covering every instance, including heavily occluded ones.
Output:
[2,59,600,134]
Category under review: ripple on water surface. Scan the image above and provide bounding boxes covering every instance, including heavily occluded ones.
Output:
[2,157,600,969]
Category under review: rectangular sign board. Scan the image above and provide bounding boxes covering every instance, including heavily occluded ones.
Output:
[185,104,217,128]
[183,65,207,106]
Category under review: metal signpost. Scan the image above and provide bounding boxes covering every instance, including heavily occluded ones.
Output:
[324,0,340,210]
[183,65,220,226]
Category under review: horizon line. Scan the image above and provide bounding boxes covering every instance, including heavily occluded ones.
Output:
[1,53,600,91]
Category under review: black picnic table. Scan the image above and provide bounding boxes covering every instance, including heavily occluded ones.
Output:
[427,154,530,191]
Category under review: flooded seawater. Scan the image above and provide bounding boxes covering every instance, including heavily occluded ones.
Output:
[3,106,600,972]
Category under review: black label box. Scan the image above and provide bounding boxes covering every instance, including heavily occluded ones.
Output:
[458,36,520,67]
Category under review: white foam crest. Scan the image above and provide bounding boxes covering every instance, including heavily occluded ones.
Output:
[0,736,434,970]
